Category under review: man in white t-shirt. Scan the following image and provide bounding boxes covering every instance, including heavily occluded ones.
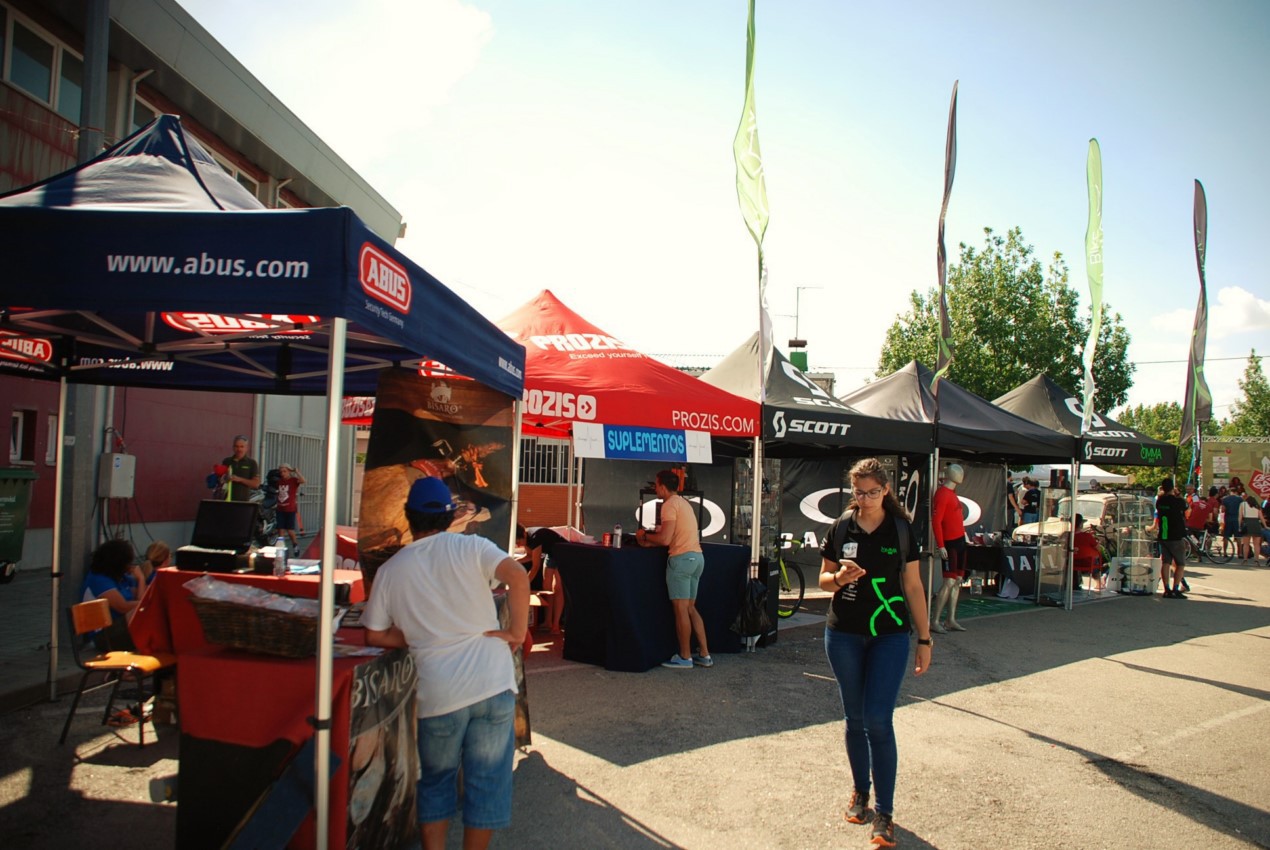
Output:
[364,476,529,850]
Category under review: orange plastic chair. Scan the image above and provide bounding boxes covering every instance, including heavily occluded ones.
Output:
[59,598,177,747]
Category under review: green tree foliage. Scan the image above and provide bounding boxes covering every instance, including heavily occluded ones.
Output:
[1117,402,1220,483]
[1223,350,1270,437]
[879,226,1134,408]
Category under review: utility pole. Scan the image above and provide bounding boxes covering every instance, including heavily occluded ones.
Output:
[788,286,820,370]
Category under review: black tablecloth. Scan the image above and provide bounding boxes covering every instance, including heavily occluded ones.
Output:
[964,545,1039,597]
[553,542,747,672]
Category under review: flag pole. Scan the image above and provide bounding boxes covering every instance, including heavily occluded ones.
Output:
[929,81,958,613]
[733,0,771,592]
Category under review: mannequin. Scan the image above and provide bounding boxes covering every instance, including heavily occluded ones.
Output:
[930,463,968,633]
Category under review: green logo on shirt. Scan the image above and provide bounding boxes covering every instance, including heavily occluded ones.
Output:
[880,546,897,555]
[869,577,905,636]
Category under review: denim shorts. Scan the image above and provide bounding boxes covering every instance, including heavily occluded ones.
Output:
[416,690,516,829]
[666,551,705,600]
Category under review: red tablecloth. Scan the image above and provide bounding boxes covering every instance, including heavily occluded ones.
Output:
[130,567,365,655]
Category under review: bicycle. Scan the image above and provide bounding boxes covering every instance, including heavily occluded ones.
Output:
[776,541,807,619]
[1185,527,1234,564]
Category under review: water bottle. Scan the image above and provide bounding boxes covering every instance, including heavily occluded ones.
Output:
[613,523,622,549]
[273,535,288,577]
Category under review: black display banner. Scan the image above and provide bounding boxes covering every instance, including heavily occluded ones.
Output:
[580,460,736,543]
[779,454,930,552]
[358,370,516,586]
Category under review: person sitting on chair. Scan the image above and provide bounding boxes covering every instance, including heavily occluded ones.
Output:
[80,538,146,650]
[1072,514,1104,590]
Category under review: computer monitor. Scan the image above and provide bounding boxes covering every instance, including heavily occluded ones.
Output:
[190,499,259,552]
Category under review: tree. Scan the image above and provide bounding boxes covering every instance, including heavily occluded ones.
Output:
[878,226,1134,409]
[1223,350,1270,436]
[1116,402,1220,484]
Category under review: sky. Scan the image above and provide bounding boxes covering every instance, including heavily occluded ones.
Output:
[178,0,1269,422]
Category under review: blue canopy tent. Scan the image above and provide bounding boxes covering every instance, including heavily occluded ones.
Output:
[0,116,525,845]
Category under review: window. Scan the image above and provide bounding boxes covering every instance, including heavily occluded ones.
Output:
[45,413,57,464]
[132,98,157,132]
[3,9,85,119]
[10,21,53,102]
[56,50,83,121]
[236,171,258,198]
[9,409,36,463]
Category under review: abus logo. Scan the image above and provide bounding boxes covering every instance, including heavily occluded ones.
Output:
[360,244,411,312]
[162,313,321,334]
[0,332,53,363]
[1090,445,1129,459]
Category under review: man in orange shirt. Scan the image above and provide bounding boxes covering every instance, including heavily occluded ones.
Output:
[636,469,711,669]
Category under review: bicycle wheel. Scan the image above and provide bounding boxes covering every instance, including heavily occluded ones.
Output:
[776,560,805,618]
[1208,533,1234,564]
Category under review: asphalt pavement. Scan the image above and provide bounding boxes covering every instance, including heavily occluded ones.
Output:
[2,559,1268,849]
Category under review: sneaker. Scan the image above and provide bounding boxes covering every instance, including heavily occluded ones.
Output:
[661,654,693,669]
[870,811,896,847]
[692,653,713,668]
[1162,589,1175,598]
[1172,589,1187,599]
[844,789,872,824]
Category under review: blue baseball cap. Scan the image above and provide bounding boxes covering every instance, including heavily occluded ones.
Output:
[406,476,456,513]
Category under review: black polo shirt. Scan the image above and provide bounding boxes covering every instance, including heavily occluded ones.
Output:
[820,511,919,636]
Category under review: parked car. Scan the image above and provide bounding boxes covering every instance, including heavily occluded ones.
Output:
[1011,492,1156,546]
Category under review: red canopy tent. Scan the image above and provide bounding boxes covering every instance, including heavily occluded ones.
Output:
[496,290,759,438]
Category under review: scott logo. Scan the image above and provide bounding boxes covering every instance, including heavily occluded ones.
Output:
[360,244,411,312]
[771,410,849,438]
[0,332,53,363]
[1090,445,1129,459]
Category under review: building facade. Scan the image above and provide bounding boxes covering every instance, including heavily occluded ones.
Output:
[1,0,402,574]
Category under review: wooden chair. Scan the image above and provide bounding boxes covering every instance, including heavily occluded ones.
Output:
[60,598,177,747]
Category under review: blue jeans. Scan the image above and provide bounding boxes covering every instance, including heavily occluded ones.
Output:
[824,628,910,815]
[417,690,516,829]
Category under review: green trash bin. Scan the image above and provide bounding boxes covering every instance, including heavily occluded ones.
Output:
[0,468,38,583]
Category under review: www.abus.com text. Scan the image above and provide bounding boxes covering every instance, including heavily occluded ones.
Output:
[106,252,310,279]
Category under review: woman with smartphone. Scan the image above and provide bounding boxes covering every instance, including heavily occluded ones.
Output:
[819,457,933,849]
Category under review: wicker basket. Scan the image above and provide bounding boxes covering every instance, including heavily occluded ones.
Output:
[189,596,318,658]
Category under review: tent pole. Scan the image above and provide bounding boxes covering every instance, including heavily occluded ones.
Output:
[565,439,575,530]
[927,447,940,615]
[314,317,347,850]
[508,403,524,550]
[575,456,585,531]
[48,376,69,701]
[750,438,763,573]
[1067,459,1078,610]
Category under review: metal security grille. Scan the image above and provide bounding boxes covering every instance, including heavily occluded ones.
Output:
[518,436,572,484]
[262,430,325,529]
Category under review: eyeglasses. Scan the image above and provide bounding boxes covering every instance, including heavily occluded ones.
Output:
[852,488,885,500]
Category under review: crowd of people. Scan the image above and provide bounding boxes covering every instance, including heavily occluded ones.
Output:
[76,438,1269,849]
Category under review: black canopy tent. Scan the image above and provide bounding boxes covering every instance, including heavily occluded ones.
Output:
[699,333,934,456]
[0,116,526,844]
[838,361,1077,463]
[993,374,1177,468]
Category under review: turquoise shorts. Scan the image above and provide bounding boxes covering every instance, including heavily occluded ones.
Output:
[666,551,705,600]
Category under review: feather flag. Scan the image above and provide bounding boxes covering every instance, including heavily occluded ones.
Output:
[932,81,958,393]
[1180,180,1213,445]
[1080,139,1104,433]
[733,0,772,402]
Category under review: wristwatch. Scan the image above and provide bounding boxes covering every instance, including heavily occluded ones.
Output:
[917,637,934,647]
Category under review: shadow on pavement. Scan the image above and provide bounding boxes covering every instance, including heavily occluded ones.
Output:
[509,750,685,849]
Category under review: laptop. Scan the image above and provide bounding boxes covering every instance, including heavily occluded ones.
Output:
[176,500,260,572]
